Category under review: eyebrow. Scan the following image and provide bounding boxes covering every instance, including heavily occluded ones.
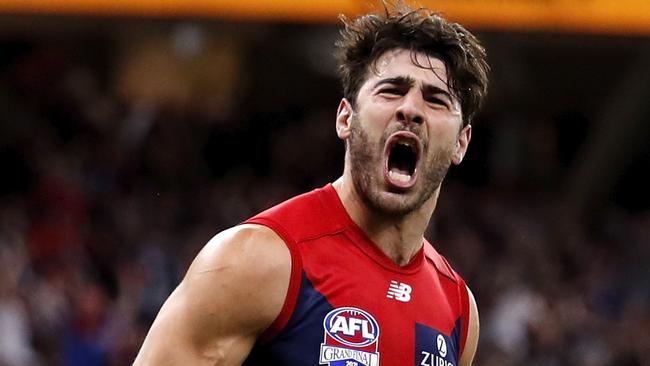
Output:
[372,76,416,90]
[373,76,454,103]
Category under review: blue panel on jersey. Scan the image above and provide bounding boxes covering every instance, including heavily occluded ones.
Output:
[415,319,461,366]
[244,272,335,365]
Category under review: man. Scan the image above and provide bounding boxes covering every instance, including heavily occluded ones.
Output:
[134,3,489,366]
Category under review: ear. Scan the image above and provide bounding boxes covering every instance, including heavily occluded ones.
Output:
[336,98,353,140]
[452,124,472,165]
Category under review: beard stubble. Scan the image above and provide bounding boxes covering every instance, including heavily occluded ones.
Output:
[347,118,454,216]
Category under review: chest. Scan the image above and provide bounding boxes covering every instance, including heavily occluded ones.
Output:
[249,235,463,366]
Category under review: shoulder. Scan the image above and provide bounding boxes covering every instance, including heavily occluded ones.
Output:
[178,223,291,332]
[182,224,292,342]
[186,223,291,329]
[191,223,290,281]
[247,185,342,242]
[423,241,462,283]
[423,242,478,365]
[459,285,479,366]
[134,224,291,364]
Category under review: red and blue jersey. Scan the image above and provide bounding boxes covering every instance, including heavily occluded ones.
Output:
[243,184,471,366]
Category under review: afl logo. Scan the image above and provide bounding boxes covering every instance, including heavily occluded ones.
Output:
[323,307,380,347]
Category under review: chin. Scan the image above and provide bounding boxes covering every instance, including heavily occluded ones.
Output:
[361,184,434,217]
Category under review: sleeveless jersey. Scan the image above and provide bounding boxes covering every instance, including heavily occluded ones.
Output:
[243,184,471,366]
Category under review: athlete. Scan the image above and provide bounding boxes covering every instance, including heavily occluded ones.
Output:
[134,3,489,366]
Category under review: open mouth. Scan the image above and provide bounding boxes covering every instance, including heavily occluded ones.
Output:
[384,132,421,189]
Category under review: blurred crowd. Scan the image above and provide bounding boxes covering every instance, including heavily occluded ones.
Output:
[0,21,648,366]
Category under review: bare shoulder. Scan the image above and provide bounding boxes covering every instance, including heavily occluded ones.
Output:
[187,223,291,323]
[189,223,290,291]
[459,285,480,366]
[134,224,290,366]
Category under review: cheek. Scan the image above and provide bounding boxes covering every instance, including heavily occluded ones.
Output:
[363,99,394,121]
[357,113,389,141]
[426,114,462,141]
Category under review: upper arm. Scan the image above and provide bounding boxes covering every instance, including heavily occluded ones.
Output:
[133,224,291,366]
[459,285,479,366]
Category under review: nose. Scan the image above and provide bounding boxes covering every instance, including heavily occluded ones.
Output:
[395,91,425,125]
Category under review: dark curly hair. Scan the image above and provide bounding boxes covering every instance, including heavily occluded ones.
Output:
[335,2,490,126]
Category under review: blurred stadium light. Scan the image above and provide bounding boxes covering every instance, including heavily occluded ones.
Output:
[0,0,649,34]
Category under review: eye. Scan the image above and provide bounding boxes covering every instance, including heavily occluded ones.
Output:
[425,95,451,109]
[378,87,404,96]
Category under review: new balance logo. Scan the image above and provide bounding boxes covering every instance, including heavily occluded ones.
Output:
[386,280,412,302]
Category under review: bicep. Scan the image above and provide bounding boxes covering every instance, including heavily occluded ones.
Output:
[459,285,479,366]
[134,225,291,366]
[134,281,255,365]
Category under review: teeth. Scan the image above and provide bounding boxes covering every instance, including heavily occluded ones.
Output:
[398,142,414,151]
[398,141,415,152]
[389,170,411,183]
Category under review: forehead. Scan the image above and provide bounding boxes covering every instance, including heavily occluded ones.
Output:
[366,49,450,90]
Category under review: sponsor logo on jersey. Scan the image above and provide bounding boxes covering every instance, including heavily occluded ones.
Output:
[386,280,412,302]
[320,307,380,366]
[416,324,457,366]
[436,334,447,358]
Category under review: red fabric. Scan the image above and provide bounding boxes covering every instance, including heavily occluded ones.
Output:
[246,215,303,342]
[458,277,471,357]
[244,184,470,364]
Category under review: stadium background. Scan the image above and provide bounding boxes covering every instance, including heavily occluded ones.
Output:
[0,1,648,365]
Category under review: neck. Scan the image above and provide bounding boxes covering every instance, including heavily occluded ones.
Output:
[332,175,439,267]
